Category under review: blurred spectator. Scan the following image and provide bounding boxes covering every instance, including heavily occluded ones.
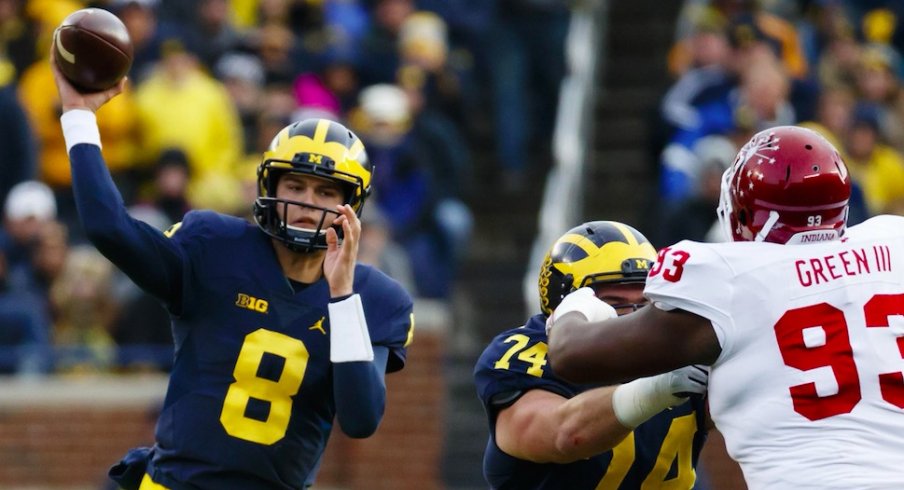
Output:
[661,11,733,133]
[727,10,808,79]
[155,0,201,25]
[732,54,795,131]
[254,23,302,85]
[482,0,569,193]
[854,44,904,151]
[114,0,164,84]
[352,83,472,299]
[9,219,68,311]
[670,0,808,79]
[146,148,193,225]
[396,11,469,128]
[800,85,856,150]
[260,81,299,123]
[0,0,39,81]
[659,135,736,245]
[4,218,68,374]
[659,54,794,204]
[855,44,901,104]
[216,51,266,154]
[857,3,904,73]
[323,0,370,45]
[291,72,342,122]
[0,82,36,207]
[358,205,416,295]
[0,247,51,375]
[844,103,904,216]
[253,110,292,156]
[134,38,244,213]
[318,48,362,113]
[256,0,291,26]
[2,180,56,276]
[192,0,243,70]
[359,0,414,86]
[799,88,871,225]
[234,157,261,223]
[50,246,118,374]
[815,12,862,91]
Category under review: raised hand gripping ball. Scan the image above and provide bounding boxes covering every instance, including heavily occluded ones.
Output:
[53,8,133,92]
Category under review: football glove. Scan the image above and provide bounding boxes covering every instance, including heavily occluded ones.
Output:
[612,364,709,428]
[545,287,618,337]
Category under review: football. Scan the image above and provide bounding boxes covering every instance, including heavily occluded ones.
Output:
[53,8,133,92]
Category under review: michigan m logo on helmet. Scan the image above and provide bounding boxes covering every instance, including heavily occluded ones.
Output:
[253,119,373,252]
[538,221,657,316]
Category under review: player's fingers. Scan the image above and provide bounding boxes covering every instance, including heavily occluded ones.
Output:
[342,206,360,239]
[332,205,348,224]
[325,225,338,249]
[336,219,355,257]
[334,204,355,222]
[105,78,125,99]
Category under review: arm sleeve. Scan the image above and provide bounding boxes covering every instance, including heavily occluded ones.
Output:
[332,345,389,438]
[66,113,185,307]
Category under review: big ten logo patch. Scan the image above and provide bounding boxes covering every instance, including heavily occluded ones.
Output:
[236,293,269,313]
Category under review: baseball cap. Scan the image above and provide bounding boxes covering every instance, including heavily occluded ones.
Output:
[4,181,57,221]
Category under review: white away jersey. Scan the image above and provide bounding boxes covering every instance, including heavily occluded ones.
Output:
[645,215,904,489]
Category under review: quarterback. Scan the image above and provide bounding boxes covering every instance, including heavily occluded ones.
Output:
[51,53,414,489]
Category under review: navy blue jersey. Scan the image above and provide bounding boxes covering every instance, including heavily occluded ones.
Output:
[474,315,708,490]
[68,144,413,489]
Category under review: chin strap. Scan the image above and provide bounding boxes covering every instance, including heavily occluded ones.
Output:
[754,211,780,242]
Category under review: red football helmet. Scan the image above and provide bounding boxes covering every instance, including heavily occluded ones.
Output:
[717,126,851,244]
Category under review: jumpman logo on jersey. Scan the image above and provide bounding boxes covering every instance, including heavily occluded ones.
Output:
[309,317,326,335]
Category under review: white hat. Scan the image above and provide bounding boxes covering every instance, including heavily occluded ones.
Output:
[359,84,410,124]
[4,181,57,221]
[693,135,737,172]
[216,52,265,86]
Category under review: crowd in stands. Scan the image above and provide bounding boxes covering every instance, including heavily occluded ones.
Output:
[0,0,571,375]
[654,0,904,246]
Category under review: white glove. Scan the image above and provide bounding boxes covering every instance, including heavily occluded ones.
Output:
[545,287,618,337]
[612,365,709,428]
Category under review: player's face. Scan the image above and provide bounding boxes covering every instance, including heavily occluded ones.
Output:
[590,282,648,316]
[275,173,344,227]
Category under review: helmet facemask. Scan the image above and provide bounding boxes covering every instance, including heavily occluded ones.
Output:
[254,158,365,253]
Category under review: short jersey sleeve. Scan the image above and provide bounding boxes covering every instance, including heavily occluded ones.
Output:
[357,266,414,373]
[643,240,736,351]
[474,316,578,417]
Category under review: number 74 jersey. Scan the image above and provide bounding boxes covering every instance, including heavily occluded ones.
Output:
[474,315,707,489]
[645,215,904,490]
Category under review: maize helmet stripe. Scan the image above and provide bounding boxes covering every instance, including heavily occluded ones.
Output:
[538,221,657,316]
[610,221,645,246]
[348,137,365,160]
[313,119,330,144]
